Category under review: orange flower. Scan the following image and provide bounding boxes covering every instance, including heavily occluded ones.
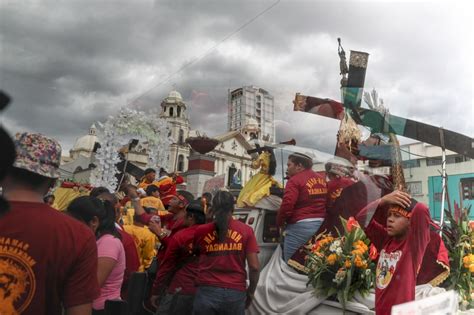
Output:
[345,259,352,268]
[351,249,364,256]
[354,255,367,269]
[353,240,368,253]
[369,244,378,261]
[327,254,338,265]
[346,216,359,232]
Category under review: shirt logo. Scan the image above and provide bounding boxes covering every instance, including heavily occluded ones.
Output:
[0,237,36,314]
[376,249,402,289]
[203,229,243,253]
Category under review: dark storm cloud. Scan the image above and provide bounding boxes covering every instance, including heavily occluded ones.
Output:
[1,0,472,154]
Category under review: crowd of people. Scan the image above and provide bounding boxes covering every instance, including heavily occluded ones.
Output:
[0,130,436,315]
[0,132,260,315]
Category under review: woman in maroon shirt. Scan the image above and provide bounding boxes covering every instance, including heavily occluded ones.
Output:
[193,191,260,315]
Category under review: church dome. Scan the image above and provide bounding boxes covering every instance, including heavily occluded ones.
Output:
[166,90,183,102]
[71,124,98,153]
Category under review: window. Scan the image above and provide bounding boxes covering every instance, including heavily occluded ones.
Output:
[402,159,421,168]
[407,181,423,195]
[177,106,181,117]
[426,157,442,166]
[177,155,184,172]
[178,129,184,144]
[461,177,474,200]
[263,212,280,243]
[169,107,174,117]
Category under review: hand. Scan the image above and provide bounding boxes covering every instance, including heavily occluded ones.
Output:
[245,292,254,309]
[148,220,162,236]
[381,190,411,208]
[150,295,159,308]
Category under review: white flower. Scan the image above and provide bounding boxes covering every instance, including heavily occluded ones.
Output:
[336,247,343,255]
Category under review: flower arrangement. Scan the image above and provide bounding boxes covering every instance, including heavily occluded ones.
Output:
[442,203,473,310]
[305,216,377,310]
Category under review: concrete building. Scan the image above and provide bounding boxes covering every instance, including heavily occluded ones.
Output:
[401,142,474,219]
[160,90,191,173]
[228,86,275,142]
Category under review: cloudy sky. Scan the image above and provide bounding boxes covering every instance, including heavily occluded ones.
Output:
[1,0,473,155]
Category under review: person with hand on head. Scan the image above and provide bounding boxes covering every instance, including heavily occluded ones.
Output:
[192,191,260,315]
[354,189,431,315]
[0,132,99,315]
[67,196,125,315]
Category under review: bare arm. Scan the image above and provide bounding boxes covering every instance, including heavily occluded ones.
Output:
[246,252,260,308]
[97,257,117,287]
[65,304,92,315]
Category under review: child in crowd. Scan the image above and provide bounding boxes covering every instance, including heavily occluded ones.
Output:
[355,190,431,315]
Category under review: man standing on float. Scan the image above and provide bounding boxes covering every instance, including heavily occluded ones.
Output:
[277,153,327,262]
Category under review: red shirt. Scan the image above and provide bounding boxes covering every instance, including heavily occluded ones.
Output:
[152,225,200,296]
[0,201,100,315]
[277,169,327,226]
[357,201,431,315]
[194,219,259,291]
[156,215,186,263]
[158,176,184,206]
[116,225,140,299]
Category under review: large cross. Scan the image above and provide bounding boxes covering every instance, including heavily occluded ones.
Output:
[293,43,474,159]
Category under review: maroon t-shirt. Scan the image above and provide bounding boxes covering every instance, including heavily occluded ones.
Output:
[116,225,140,299]
[152,224,200,296]
[277,169,327,226]
[194,219,259,291]
[359,202,431,315]
[0,201,100,315]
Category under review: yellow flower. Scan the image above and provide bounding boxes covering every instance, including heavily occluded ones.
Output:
[327,254,338,265]
[470,264,474,273]
[463,255,470,268]
[352,249,364,256]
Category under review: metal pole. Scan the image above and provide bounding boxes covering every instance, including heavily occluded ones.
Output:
[280,148,285,186]
[439,128,447,235]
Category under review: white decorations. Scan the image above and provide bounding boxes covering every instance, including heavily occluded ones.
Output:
[91,108,172,191]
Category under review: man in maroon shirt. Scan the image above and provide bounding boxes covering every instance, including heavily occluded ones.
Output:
[355,190,431,315]
[0,132,100,315]
[277,153,327,262]
[150,201,206,315]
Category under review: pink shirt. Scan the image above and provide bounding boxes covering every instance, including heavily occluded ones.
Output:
[93,234,126,310]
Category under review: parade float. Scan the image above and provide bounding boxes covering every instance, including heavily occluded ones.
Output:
[245,39,473,314]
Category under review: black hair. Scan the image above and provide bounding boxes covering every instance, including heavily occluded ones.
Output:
[159,167,167,176]
[90,186,110,198]
[146,184,159,196]
[144,168,156,175]
[186,201,206,225]
[288,153,312,169]
[177,190,195,204]
[212,191,235,243]
[268,150,277,176]
[202,192,212,205]
[67,196,120,239]
[7,167,55,193]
